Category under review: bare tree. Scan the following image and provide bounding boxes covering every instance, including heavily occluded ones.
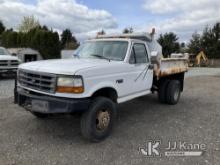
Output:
[18,15,40,33]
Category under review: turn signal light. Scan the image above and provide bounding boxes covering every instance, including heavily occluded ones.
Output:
[56,86,84,94]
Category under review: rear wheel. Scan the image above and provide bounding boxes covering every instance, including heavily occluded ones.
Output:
[158,79,170,103]
[166,80,181,105]
[80,97,117,142]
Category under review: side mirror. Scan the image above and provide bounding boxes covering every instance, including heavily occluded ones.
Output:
[151,51,162,64]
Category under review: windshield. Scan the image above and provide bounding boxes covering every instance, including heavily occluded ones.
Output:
[0,48,10,55]
[75,41,128,61]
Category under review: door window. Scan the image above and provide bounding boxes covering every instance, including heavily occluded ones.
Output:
[130,44,149,64]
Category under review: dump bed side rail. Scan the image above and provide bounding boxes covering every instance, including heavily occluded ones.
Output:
[154,58,188,78]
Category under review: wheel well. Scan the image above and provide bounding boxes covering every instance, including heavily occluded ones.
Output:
[169,73,185,91]
[153,72,185,92]
[92,88,118,103]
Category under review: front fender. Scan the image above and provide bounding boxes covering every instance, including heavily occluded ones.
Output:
[85,81,119,97]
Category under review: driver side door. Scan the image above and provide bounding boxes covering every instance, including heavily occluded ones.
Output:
[128,42,153,94]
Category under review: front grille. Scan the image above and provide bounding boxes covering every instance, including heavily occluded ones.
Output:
[18,69,57,93]
[0,60,8,66]
[10,60,19,66]
[0,60,19,67]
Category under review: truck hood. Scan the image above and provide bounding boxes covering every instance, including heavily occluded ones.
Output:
[0,55,19,61]
[19,58,120,75]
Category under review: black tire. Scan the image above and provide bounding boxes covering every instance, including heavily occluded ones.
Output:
[158,79,170,103]
[31,112,49,118]
[166,80,181,105]
[80,97,117,142]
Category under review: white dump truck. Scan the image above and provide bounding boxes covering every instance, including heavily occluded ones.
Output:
[15,32,188,142]
[0,47,20,77]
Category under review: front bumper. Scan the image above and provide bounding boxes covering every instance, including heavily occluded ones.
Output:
[16,88,91,114]
[0,67,17,73]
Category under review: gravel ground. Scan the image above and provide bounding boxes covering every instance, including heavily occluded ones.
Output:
[0,68,220,165]
[186,67,220,78]
[0,78,14,99]
[0,73,16,99]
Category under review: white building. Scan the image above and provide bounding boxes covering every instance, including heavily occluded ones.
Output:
[7,48,43,63]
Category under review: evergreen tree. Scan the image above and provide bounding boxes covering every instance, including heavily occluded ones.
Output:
[201,23,220,58]
[97,29,106,35]
[1,26,61,59]
[188,22,220,58]
[157,32,180,57]
[0,20,5,35]
[187,32,201,54]
[61,29,78,49]
[123,27,133,34]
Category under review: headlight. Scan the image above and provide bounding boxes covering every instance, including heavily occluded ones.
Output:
[56,76,84,94]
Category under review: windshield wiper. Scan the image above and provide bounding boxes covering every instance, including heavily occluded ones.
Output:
[90,54,111,61]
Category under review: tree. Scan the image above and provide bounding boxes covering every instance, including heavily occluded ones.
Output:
[157,32,180,57]
[29,26,61,59]
[180,42,187,53]
[188,22,220,58]
[1,25,61,59]
[18,15,40,33]
[97,29,106,35]
[61,29,78,49]
[123,27,133,34]
[0,20,5,35]
[180,42,185,48]
[200,23,220,58]
[0,20,6,44]
[187,32,201,54]
[1,29,15,47]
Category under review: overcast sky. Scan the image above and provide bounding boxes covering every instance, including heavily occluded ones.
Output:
[0,0,219,42]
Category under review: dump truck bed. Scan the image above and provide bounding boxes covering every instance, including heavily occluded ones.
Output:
[154,58,189,78]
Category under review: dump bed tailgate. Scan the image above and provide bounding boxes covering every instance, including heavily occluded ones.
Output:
[154,58,188,78]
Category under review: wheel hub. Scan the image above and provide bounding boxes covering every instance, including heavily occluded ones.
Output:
[96,110,110,131]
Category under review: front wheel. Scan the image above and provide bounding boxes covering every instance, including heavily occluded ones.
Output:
[80,97,117,142]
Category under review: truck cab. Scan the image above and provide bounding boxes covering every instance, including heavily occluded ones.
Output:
[15,33,188,142]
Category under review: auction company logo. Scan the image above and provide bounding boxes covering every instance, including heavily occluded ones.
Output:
[139,140,206,157]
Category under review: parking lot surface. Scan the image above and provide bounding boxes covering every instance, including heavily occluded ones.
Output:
[0,68,220,165]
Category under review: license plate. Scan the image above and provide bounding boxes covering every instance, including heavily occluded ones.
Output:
[32,100,49,113]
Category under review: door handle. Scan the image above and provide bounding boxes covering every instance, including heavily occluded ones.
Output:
[116,79,123,84]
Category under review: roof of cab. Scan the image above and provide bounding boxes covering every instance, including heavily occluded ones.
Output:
[86,38,148,44]
[95,32,153,41]
[87,38,132,42]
